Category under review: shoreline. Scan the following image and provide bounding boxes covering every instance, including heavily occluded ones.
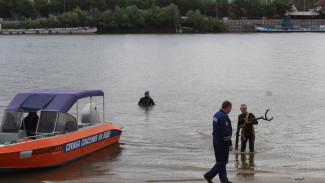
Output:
[0,27,97,35]
[54,174,325,183]
[50,167,325,183]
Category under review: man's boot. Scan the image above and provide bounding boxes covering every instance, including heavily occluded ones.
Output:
[203,174,213,183]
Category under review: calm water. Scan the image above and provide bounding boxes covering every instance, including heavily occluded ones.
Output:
[0,33,325,182]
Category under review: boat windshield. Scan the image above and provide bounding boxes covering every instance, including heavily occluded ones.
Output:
[37,111,58,133]
[0,110,23,133]
[55,112,77,133]
[36,111,78,134]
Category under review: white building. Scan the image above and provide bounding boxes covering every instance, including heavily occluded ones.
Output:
[314,0,325,11]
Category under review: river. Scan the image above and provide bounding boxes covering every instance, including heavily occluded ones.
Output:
[0,33,325,182]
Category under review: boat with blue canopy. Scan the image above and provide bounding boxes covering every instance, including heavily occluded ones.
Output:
[0,89,122,172]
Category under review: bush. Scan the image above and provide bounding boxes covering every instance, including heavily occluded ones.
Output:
[2,4,227,33]
[185,9,225,32]
[96,4,180,32]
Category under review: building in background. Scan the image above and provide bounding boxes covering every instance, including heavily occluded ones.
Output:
[285,0,325,19]
[314,0,325,11]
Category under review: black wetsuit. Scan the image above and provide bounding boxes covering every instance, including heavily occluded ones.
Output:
[138,97,155,106]
[238,113,258,152]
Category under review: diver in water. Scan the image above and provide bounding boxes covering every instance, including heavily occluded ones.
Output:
[138,91,155,106]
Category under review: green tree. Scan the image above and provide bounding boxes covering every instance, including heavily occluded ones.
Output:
[98,9,118,31]
[163,4,181,28]
[7,0,37,20]
[185,9,206,32]
[57,11,79,27]
[261,3,277,18]
[185,9,226,32]
[206,17,227,32]
[154,4,180,29]
[126,5,146,28]
[272,0,292,17]
[178,0,202,15]
[34,0,51,17]
[230,0,249,19]
[77,0,96,12]
[113,6,131,28]
[47,16,60,28]
[0,0,11,18]
[73,7,88,25]
[218,0,230,18]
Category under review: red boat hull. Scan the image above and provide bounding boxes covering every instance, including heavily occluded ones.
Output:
[0,123,122,171]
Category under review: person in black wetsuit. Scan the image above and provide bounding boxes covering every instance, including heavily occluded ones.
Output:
[138,91,155,106]
[237,104,258,152]
[23,112,39,136]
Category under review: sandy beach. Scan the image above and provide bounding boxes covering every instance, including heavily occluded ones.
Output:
[55,173,325,183]
[59,177,325,183]
[149,176,325,183]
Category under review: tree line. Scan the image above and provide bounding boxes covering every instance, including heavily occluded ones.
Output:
[0,0,293,33]
[0,0,226,19]
[2,5,184,33]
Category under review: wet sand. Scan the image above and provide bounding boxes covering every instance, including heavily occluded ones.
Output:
[146,178,325,183]
[57,177,325,183]
[143,174,325,183]
[150,176,322,183]
[56,174,325,183]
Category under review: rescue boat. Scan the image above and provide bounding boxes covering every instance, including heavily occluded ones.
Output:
[0,90,122,172]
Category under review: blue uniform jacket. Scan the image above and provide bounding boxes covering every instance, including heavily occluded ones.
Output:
[212,109,232,146]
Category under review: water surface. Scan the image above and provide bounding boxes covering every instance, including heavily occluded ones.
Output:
[0,33,325,182]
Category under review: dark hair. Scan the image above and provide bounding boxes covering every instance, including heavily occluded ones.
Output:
[222,101,232,109]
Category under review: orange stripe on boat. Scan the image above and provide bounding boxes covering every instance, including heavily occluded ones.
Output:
[0,123,122,169]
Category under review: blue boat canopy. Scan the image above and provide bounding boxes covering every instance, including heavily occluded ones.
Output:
[6,90,104,113]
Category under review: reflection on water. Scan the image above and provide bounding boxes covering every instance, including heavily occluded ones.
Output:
[139,106,154,122]
[235,153,255,177]
[0,143,121,182]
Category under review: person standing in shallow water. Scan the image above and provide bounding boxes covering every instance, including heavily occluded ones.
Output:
[237,104,258,153]
[204,101,233,183]
[138,91,155,106]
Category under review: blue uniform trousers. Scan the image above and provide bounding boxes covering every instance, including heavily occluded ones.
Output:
[205,139,229,183]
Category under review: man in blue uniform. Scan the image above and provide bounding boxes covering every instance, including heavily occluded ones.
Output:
[204,101,233,183]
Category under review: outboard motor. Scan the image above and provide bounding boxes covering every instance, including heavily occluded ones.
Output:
[81,103,100,124]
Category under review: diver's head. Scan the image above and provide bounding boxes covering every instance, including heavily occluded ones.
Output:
[144,91,150,97]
